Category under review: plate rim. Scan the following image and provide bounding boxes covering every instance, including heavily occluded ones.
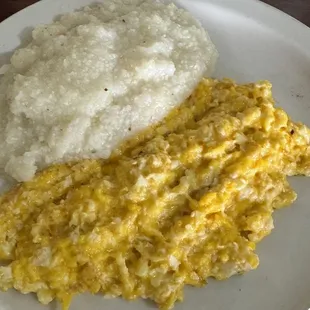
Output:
[1,0,310,59]
[1,0,310,35]
[191,0,310,55]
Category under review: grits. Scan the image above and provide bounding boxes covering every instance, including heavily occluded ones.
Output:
[0,0,218,182]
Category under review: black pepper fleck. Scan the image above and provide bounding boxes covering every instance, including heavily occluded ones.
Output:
[128,127,132,131]
[104,88,108,91]
[290,129,295,135]
[122,19,126,23]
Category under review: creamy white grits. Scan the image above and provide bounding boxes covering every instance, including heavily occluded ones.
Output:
[0,0,218,182]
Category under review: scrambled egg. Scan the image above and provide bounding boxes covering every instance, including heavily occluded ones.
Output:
[0,79,309,309]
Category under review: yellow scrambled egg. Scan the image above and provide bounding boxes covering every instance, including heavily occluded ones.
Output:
[0,79,309,309]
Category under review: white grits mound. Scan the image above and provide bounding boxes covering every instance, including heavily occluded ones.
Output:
[0,0,218,182]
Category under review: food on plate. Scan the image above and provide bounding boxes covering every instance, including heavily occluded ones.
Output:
[0,0,218,182]
[0,78,309,310]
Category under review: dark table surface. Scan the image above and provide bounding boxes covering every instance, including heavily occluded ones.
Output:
[1,0,310,26]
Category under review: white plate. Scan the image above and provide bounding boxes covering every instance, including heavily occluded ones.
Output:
[1,0,310,310]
